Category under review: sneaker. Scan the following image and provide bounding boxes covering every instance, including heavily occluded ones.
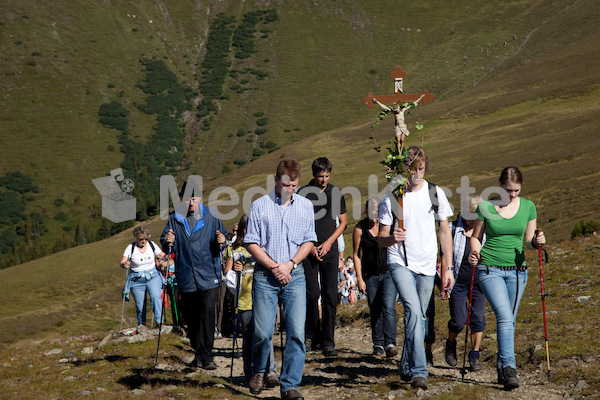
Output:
[426,350,434,367]
[385,344,398,358]
[323,346,338,357]
[502,367,519,390]
[265,371,279,388]
[372,345,384,356]
[469,350,482,371]
[249,374,264,395]
[411,376,428,389]
[445,339,457,366]
[214,329,222,340]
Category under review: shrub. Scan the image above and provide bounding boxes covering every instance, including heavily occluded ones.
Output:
[233,158,247,166]
[254,127,267,135]
[55,211,68,222]
[571,220,600,238]
[256,116,268,126]
[54,198,65,207]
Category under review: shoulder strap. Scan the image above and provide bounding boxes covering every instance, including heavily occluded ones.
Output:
[148,241,156,253]
[129,242,136,259]
[428,181,439,216]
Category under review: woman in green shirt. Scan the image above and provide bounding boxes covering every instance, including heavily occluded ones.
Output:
[469,166,545,390]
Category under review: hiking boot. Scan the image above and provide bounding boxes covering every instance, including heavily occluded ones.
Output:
[322,346,338,357]
[202,360,217,370]
[425,349,434,367]
[265,371,279,388]
[385,344,398,358]
[281,389,304,400]
[249,374,264,395]
[411,376,428,389]
[502,367,519,390]
[469,350,482,371]
[372,345,384,356]
[445,339,457,366]
[399,372,412,382]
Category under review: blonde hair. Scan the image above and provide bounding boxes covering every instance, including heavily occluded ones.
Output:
[133,226,151,239]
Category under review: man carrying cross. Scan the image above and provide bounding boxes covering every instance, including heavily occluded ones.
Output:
[378,146,454,390]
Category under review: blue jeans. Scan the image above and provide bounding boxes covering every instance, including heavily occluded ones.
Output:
[389,264,434,378]
[130,270,163,326]
[252,264,306,394]
[477,265,528,369]
[365,272,397,348]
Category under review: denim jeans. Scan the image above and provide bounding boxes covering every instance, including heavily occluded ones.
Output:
[389,263,434,378]
[365,272,397,348]
[477,265,528,369]
[252,264,306,393]
[238,309,277,381]
[130,270,163,326]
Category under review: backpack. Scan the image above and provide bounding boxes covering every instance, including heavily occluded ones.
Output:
[128,241,158,267]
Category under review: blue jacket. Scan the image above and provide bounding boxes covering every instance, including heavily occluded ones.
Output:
[161,203,226,292]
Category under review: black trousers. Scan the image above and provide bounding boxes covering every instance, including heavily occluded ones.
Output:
[180,287,219,363]
[304,249,339,348]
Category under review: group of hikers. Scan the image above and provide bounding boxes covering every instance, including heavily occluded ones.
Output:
[119,148,546,400]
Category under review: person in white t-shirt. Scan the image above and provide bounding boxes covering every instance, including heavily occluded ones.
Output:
[120,226,168,326]
[378,146,455,390]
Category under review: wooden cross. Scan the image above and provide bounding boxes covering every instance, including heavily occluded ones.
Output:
[362,66,435,108]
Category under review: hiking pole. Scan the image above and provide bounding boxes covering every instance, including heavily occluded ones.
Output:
[155,246,171,365]
[278,292,284,361]
[460,264,476,381]
[537,233,551,382]
[230,270,242,380]
[119,266,129,332]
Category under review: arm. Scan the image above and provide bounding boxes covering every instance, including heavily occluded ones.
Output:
[377,223,405,248]
[352,225,367,294]
[119,255,130,269]
[438,219,455,292]
[469,219,485,266]
[524,219,546,249]
[317,212,348,257]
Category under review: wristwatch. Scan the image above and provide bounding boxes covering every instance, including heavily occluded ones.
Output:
[290,259,299,270]
[445,266,454,271]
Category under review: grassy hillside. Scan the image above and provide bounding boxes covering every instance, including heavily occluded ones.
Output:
[1,0,597,267]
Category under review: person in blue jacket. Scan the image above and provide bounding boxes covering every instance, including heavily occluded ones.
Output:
[161,183,226,370]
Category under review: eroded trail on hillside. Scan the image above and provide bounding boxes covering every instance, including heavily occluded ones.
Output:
[203,324,568,400]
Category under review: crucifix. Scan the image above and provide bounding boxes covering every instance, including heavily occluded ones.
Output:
[363,66,435,265]
[363,66,435,155]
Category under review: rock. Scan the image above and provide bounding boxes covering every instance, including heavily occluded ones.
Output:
[63,376,76,382]
[65,351,75,357]
[98,332,113,348]
[2,362,11,367]
[81,347,94,354]
[131,388,146,395]
[415,388,427,397]
[44,348,62,356]
[576,296,591,303]
[96,388,108,392]
[574,380,588,391]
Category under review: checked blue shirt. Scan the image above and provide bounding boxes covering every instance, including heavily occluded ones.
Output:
[244,190,317,264]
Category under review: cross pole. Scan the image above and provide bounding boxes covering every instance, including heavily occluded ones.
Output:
[363,66,435,263]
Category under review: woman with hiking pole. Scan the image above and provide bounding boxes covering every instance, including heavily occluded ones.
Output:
[120,226,168,327]
[469,166,546,390]
[223,215,279,389]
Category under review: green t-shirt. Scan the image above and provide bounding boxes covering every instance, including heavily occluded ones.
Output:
[477,198,537,267]
[224,245,254,311]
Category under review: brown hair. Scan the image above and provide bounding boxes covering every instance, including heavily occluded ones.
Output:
[403,146,430,173]
[498,166,523,185]
[232,214,248,248]
[276,158,301,181]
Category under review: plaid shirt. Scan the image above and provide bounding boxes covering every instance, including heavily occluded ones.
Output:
[244,190,317,264]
